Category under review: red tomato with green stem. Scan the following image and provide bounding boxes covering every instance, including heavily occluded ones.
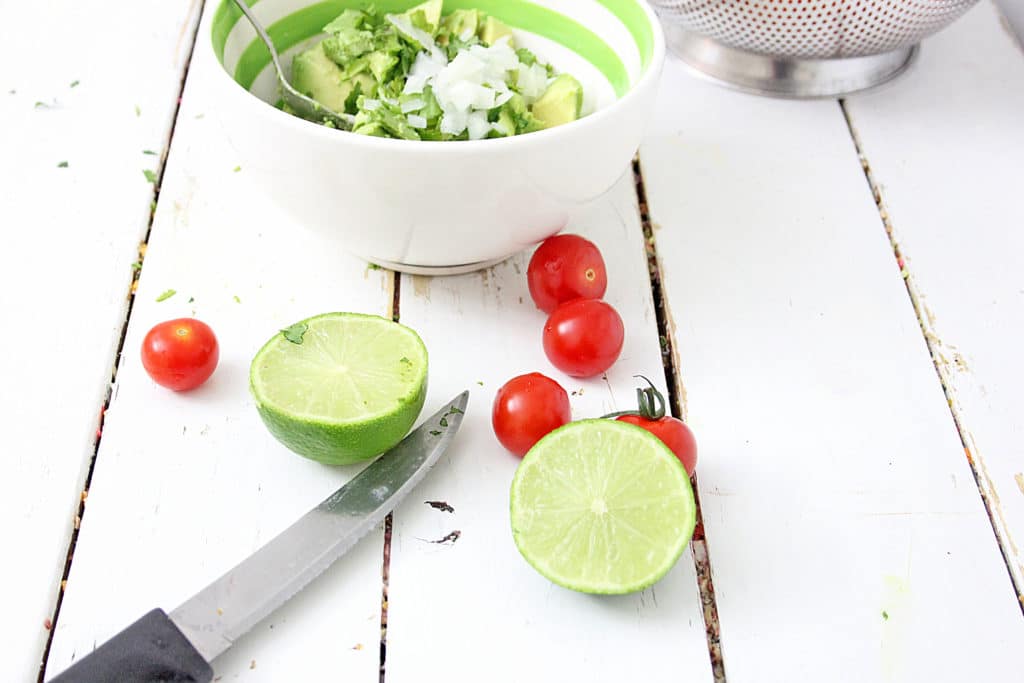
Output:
[492,373,571,457]
[542,299,624,378]
[141,318,219,391]
[527,234,608,314]
[609,376,698,475]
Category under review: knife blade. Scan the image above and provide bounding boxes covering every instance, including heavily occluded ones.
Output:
[48,391,469,683]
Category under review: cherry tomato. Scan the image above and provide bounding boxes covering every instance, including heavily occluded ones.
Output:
[542,299,624,378]
[141,318,219,391]
[492,373,571,457]
[616,415,698,475]
[527,234,608,314]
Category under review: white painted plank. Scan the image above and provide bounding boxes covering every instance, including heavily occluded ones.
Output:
[641,52,1024,683]
[386,177,714,683]
[845,0,1024,593]
[45,5,391,681]
[0,1,201,680]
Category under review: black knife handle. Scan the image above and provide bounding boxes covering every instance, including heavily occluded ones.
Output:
[47,608,213,683]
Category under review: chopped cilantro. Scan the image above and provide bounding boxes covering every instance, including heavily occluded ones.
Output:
[476,380,484,386]
[134,104,141,116]
[57,161,68,168]
[130,262,142,271]
[882,611,889,620]
[156,289,176,302]
[429,430,441,436]
[143,169,157,184]
[439,416,448,428]
[447,405,464,415]
[233,295,241,303]
[281,322,309,345]
[187,297,195,303]
[233,166,241,173]
[142,149,157,155]
[34,101,50,109]
[367,263,382,270]
[70,80,80,88]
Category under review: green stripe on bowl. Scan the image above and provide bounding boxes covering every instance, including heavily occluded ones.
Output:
[216,0,639,97]
[592,0,654,68]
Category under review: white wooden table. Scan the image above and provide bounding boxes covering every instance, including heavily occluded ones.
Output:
[3,1,1023,681]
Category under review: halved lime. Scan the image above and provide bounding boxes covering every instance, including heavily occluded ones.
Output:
[250,313,428,465]
[510,419,696,594]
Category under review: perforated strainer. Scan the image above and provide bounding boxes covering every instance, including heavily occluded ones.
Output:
[648,0,980,97]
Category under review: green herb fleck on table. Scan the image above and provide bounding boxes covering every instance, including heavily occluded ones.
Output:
[367,263,382,271]
[70,80,80,88]
[233,295,241,303]
[156,289,176,302]
[233,166,241,173]
[281,322,309,345]
[34,101,51,109]
[57,161,68,168]
[134,104,141,116]
[143,149,157,156]
[476,380,484,386]
[882,611,889,620]
[187,297,195,303]
[143,169,157,184]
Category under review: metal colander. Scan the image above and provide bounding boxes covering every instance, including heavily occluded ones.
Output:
[648,0,981,97]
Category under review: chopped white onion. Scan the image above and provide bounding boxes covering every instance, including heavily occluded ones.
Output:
[401,98,426,113]
[363,98,381,111]
[466,111,491,140]
[516,63,549,104]
[407,114,428,129]
[398,36,554,138]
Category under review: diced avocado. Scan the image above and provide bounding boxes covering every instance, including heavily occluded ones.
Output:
[352,122,388,137]
[503,93,543,135]
[368,50,399,82]
[292,42,368,114]
[405,0,443,33]
[531,74,583,129]
[320,11,375,63]
[480,16,514,47]
[443,9,481,39]
[491,107,515,137]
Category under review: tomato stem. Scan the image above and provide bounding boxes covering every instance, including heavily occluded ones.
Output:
[601,375,667,420]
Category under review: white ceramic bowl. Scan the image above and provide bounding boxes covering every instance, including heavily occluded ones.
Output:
[209,0,665,274]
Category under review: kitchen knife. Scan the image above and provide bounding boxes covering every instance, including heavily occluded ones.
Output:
[47,391,469,683]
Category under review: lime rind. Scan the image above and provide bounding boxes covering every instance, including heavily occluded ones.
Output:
[510,419,695,595]
[250,312,428,465]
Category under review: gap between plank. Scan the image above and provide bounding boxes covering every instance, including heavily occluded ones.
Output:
[36,6,207,681]
[379,271,401,682]
[633,158,728,683]
[838,99,1024,613]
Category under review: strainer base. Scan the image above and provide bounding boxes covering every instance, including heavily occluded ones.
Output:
[666,26,919,99]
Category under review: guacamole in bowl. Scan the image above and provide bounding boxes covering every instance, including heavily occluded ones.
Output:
[289,0,584,140]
